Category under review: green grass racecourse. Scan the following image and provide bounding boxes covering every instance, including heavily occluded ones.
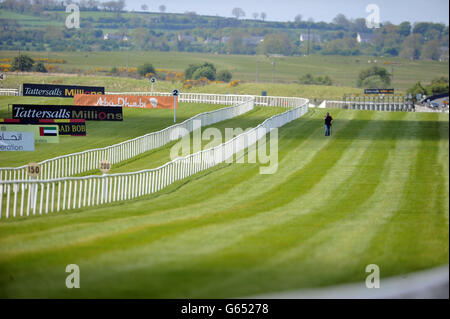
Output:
[0,107,448,298]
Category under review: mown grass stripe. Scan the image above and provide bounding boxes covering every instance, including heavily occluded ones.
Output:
[185,112,409,298]
[362,113,449,277]
[224,112,423,296]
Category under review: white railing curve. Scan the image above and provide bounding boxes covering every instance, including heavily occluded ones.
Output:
[0,93,255,182]
[0,96,309,219]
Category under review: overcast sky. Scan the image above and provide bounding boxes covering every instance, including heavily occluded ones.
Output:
[125,0,449,25]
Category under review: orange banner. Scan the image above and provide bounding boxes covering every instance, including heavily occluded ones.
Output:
[74,94,177,109]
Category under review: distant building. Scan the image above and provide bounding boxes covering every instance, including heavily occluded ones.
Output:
[356,32,376,43]
[439,46,449,62]
[220,36,264,45]
[177,34,197,42]
[299,33,321,43]
[242,36,264,46]
[103,33,129,41]
[204,38,221,44]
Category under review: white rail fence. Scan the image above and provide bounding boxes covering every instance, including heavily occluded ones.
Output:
[0,94,255,182]
[0,98,308,219]
[0,88,19,96]
[106,92,301,108]
[0,93,305,182]
[414,104,450,114]
[324,100,415,112]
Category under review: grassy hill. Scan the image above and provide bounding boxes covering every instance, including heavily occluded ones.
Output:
[0,107,448,298]
[1,51,448,90]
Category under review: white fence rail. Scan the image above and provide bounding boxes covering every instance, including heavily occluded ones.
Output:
[0,94,254,182]
[324,100,415,112]
[106,92,253,106]
[0,97,308,219]
[0,88,19,96]
[414,104,450,113]
[0,93,306,182]
[106,92,301,108]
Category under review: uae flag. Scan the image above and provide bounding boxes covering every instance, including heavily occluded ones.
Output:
[39,126,58,136]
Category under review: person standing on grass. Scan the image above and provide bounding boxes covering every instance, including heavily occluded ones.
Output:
[324,112,333,136]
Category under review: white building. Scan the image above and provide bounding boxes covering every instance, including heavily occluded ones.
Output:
[299,33,321,43]
[356,32,376,43]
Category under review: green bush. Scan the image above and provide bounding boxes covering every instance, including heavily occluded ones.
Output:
[320,76,333,86]
[299,73,333,86]
[216,70,233,82]
[185,64,200,79]
[357,66,391,88]
[192,66,216,81]
[407,77,449,97]
[11,54,34,71]
[428,77,449,95]
[299,73,314,84]
[137,63,156,77]
[32,62,47,73]
[360,75,387,89]
[185,62,217,80]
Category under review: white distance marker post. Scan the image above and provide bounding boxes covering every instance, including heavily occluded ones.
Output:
[99,160,111,175]
[26,162,40,212]
[172,89,179,123]
[99,160,111,202]
[150,77,156,95]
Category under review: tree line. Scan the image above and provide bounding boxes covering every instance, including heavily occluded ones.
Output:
[0,0,448,61]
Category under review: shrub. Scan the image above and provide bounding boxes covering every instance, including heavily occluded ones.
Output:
[185,62,216,80]
[192,66,216,81]
[217,70,233,82]
[406,81,427,98]
[357,66,391,88]
[360,75,386,89]
[185,64,200,79]
[322,76,332,85]
[428,77,449,95]
[32,62,47,73]
[299,73,333,86]
[11,54,34,71]
[228,80,242,87]
[407,77,449,97]
[299,73,314,84]
[138,63,156,77]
